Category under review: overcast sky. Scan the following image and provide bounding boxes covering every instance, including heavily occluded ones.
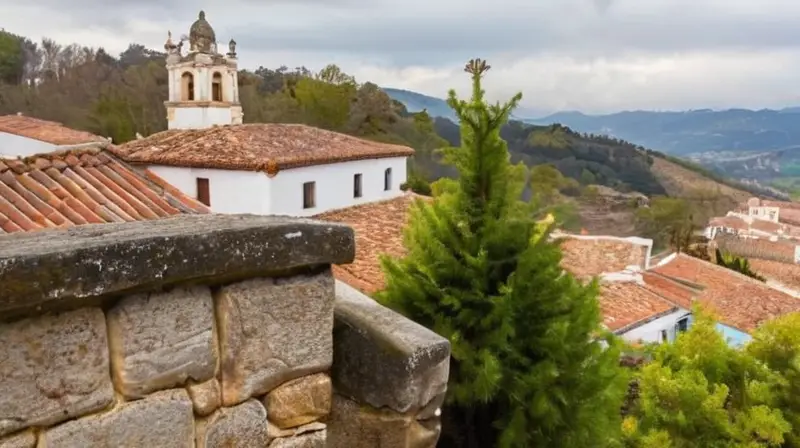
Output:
[3,0,800,115]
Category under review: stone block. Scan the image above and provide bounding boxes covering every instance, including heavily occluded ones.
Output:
[107,286,217,398]
[332,281,450,413]
[217,271,335,406]
[188,378,222,417]
[0,214,355,319]
[196,399,269,448]
[40,389,194,447]
[0,308,114,437]
[327,395,440,448]
[269,429,326,448]
[0,431,35,448]
[267,422,326,439]
[264,373,331,429]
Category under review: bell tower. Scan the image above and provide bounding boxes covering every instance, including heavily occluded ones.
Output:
[163,11,242,130]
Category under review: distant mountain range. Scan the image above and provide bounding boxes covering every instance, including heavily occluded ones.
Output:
[383,88,800,188]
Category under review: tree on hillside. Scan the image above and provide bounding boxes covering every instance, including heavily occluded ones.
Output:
[623,308,791,447]
[377,58,628,447]
[635,197,696,252]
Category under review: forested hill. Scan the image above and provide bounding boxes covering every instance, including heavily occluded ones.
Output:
[0,31,773,204]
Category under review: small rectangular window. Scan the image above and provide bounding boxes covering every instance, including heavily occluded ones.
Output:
[354,173,363,198]
[677,317,689,333]
[660,329,668,343]
[303,181,316,209]
[196,178,210,206]
[384,168,392,191]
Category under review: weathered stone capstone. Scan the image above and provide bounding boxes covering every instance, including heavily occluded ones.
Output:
[0,214,354,319]
[332,281,450,414]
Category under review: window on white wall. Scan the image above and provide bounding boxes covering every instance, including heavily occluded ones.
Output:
[353,173,362,198]
[212,72,223,101]
[196,178,210,206]
[303,181,316,209]
[384,168,392,191]
[181,72,195,101]
[676,317,689,333]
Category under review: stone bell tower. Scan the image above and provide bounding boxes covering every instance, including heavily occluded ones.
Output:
[163,11,243,130]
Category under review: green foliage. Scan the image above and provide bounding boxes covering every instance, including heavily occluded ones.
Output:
[623,308,791,447]
[748,313,800,448]
[635,197,696,252]
[377,59,627,447]
[715,249,766,282]
[0,31,22,85]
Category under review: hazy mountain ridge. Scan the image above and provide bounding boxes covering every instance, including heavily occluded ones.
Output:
[383,88,800,194]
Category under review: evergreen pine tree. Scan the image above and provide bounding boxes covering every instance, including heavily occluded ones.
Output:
[377,59,628,447]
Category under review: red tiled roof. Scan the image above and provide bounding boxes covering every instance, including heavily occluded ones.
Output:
[315,193,426,295]
[598,281,678,332]
[709,215,748,231]
[112,124,414,173]
[748,259,800,292]
[640,271,699,309]
[558,236,650,280]
[0,115,107,145]
[0,146,209,234]
[750,218,782,234]
[779,209,800,227]
[650,254,800,332]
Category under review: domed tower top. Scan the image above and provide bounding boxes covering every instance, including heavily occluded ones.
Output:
[189,10,216,53]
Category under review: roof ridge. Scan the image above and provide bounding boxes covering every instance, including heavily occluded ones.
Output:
[20,144,107,163]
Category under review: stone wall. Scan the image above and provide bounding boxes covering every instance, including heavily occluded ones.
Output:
[713,234,798,264]
[0,215,449,447]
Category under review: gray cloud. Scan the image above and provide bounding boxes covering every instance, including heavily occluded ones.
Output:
[4,0,800,112]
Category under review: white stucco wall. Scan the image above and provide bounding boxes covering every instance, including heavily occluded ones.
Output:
[146,165,271,214]
[146,156,407,217]
[269,157,408,217]
[167,106,243,130]
[0,132,56,157]
[618,309,692,344]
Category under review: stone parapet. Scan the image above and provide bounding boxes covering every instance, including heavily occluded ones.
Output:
[0,215,353,447]
[328,281,450,447]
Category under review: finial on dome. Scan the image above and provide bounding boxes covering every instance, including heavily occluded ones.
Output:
[199,10,205,20]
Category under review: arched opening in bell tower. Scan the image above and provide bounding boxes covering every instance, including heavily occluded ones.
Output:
[212,72,223,101]
[181,72,195,101]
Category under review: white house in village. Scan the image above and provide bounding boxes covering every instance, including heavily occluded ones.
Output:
[111,11,412,217]
[0,115,109,157]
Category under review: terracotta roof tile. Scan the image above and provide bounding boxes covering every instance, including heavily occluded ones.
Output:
[651,254,800,332]
[0,115,107,145]
[598,281,678,332]
[112,124,414,172]
[640,271,699,309]
[0,146,209,235]
[558,236,650,280]
[315,193,426,295]
[748,259,800,291]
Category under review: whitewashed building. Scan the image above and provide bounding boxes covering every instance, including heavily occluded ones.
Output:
[0,115,108,157]
[113,11,413,217]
